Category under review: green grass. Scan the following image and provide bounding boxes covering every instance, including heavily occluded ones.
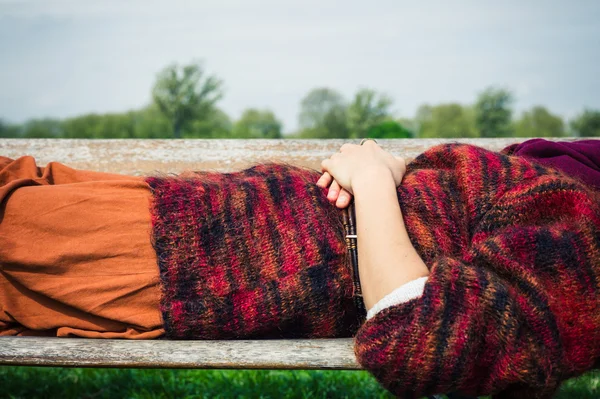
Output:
[0,367,598,398]
[0,367,394,399]
[554,370,600,399]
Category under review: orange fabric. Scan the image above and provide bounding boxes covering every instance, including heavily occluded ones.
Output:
[0,156,164,338]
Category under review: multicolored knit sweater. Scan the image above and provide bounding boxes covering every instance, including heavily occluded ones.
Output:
[355,143,600,398]
[146,144,600,398]
[146,163,361,339]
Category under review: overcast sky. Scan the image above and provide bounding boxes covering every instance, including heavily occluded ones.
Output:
[1,0,599,132]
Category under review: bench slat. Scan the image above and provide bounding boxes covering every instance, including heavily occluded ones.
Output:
[0,337,359,369]
[0,138,553,175]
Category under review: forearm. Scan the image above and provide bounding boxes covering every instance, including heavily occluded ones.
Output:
[352,168,430,311]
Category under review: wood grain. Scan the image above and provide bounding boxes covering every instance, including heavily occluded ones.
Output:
[1,137,583,175]
[0,337,359,369]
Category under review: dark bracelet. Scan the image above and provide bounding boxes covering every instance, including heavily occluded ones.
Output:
[342,201,367,318]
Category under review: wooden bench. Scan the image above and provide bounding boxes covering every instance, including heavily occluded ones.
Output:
[0,137,573,370]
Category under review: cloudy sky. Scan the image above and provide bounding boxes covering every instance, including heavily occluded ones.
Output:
[1,0,599,132]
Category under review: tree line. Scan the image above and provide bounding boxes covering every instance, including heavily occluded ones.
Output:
[1,61,599,139]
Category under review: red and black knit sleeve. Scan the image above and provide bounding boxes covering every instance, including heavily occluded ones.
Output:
[353,144,600,398]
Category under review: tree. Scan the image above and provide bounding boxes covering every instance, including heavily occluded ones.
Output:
[298,88,349,138]
[367,120,412,139]
[62,114,101,138]
[515,106,567,137]
[347,88,393,138]
[189,108,233,138]
[416,103,478,138]
[571,109,600,137]
[397,118,419,137]
[95,113,135,138]
[0,119,22,138]
[62,113,136,138]
[131,104,173,138]
[233,109,282,138]
[22,118,64,138]
[152,62,224,138]
[474,87,514,137]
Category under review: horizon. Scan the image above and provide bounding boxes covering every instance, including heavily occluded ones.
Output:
[1,0,599,133]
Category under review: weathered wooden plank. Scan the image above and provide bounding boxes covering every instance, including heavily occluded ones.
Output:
[0,138,589,175]
[0,337,359,369]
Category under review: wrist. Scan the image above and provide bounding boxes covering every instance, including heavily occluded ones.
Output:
[351,166,395,194]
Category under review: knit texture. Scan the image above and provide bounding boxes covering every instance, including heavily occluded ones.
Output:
[354,143,600,398]
[145,163,361,339]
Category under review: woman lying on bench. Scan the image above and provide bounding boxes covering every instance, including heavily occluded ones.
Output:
[1,139,599,398]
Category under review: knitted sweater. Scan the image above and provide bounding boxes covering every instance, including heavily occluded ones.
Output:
[354,143,600,398]
[146,144,600,398]
[146,163,361,339]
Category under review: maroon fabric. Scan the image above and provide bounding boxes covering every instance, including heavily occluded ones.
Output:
[355,144,600,398]
[146,163,362,340]
[502,139,600,190]
[145,144,600,398]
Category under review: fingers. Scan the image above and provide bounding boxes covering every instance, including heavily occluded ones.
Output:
[326,179,353,208]
[327,179,341,202]
[339,143,357,152]
[336,188,353,208]
[320,142,386,208]
[317,169,353,208]
[316,171,333,188]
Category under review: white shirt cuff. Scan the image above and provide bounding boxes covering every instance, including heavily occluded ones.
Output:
[366,276,428,320]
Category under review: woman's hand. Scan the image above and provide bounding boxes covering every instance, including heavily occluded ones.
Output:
[318,140,427,311]
[316,140,407,208]
[316,172,354,208]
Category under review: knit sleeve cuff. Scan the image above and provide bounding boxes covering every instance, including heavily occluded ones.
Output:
[366,276,428,320]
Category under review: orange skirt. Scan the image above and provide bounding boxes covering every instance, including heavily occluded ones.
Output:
[0,156,164,338]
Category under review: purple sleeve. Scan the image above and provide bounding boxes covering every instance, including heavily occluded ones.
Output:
[502,138,600,190]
